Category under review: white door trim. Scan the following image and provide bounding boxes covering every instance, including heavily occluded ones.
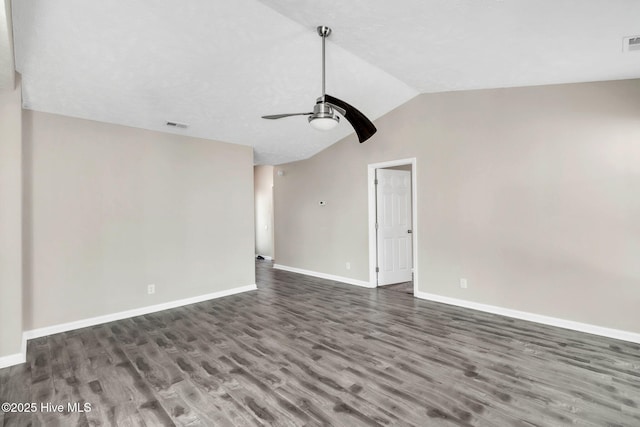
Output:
[367,158,418,293]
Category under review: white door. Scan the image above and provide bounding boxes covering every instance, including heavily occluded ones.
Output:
[376,169,412,285]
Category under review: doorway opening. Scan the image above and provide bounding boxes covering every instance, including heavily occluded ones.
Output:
[254,165,275,261]
[368,158,418,295]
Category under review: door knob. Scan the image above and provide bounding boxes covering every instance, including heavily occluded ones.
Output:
[407,230,412,234]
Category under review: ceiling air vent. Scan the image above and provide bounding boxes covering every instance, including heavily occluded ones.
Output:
[623,35,640,52]
[166,121,188,129]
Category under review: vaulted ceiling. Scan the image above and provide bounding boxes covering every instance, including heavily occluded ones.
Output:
[8,0,640,164]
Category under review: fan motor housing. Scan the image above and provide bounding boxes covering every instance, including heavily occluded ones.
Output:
[310,102,337,119]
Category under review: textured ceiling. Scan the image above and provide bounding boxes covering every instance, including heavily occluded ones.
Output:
[11,0,640,164]
[263,0,640,92]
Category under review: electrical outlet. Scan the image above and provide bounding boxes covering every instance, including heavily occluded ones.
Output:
[147,284,156,295]
[346,262,351,270]
[460,278,468,289]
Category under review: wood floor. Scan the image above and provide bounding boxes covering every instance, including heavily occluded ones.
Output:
[378,282,413,295]
[1,260,639,426]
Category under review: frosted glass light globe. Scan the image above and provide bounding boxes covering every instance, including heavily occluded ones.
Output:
[309,116,339,130]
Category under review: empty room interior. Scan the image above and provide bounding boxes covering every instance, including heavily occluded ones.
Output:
[1,1,640,426]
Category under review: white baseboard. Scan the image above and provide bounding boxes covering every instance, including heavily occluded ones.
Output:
[0,352,26,370]
[24,284,257,341]
[416,291,640,344]
[274,264,374,288]
[2,284,257,369]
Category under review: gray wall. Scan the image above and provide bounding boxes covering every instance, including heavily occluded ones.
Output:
[23,111,256,329]
[0,75,22,358]
[0,0,15,90]
[274,79,640,333]
[254,165,274,259]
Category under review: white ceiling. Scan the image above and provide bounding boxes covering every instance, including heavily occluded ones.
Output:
[10,0,640,164]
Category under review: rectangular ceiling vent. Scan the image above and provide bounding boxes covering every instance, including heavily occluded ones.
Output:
[623,35,640,52]
[166,121,189,129]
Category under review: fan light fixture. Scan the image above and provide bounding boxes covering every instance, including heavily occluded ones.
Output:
[308,102,339,130]
[309,117,339,130]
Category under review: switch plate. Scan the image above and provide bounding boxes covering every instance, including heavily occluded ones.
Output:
[460,278,468,289]
[147,284,156,294]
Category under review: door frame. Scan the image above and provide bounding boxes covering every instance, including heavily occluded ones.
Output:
[367,158,418,293]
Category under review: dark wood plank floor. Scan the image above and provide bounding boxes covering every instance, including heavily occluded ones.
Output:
[1,260,639,426]
[378,282,413,295]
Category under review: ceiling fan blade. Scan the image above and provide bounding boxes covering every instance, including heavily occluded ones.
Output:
[262,112,312,120]
[324,94,377,143]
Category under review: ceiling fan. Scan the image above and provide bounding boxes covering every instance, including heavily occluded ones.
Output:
[262,26,377,143]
